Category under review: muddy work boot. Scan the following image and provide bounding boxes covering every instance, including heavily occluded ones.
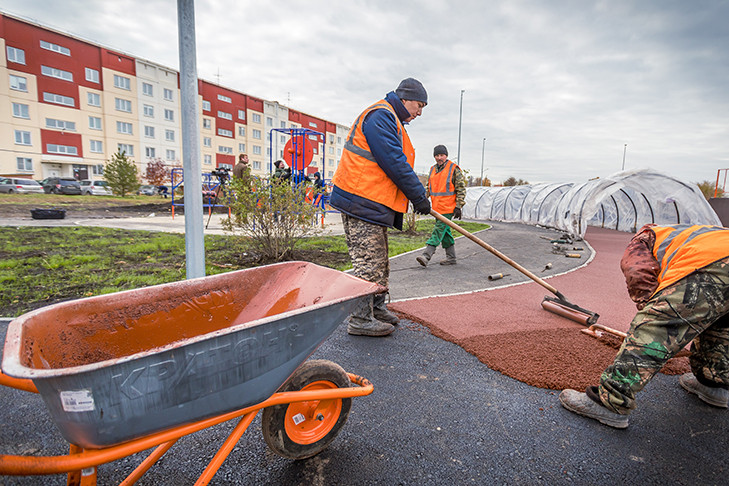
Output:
[346,296,395,337]
[558,388,629,429]
[416,245,437,267]
[679,373,729,408]
[439,245,457,265]
[372,293,399,325]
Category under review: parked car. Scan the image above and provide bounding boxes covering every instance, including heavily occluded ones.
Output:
[40,177,82,195]
[0,177,45,194]
[138,184,157,196]
[79,179,112,196]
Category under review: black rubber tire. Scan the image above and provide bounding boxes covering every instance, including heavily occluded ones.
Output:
[7,189,14,194]
[261,359,352,460]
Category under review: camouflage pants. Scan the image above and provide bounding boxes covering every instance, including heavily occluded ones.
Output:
[599,256,729,414]
[426,212,455,248]
[341,213,389,288]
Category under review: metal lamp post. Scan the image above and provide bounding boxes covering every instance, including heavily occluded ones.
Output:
[457,90,465,165]
[621,143,627,171]
[480,138,487,185]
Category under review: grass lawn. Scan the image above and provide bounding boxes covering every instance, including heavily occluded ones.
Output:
[0,219,489,317]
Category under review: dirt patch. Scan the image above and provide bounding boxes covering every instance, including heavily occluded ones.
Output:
[0,196,173,219]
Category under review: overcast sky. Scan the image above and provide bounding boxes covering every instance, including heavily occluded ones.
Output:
[4,0,728,185]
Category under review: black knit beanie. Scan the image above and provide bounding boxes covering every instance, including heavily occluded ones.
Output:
[433,145,448,156]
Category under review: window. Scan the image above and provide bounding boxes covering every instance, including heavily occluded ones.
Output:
[204,154,212,165]
[238,126,246,136]
[164,88,173,101]
[328,171,334,178]
[329,147,334,154]
[43,92,75,107]
[280,135,286,143]
[202,100,211,111]
[266,117,273,126]
[252,113,261,123]
[166,149,176,160]
[238,143,246,152]
[115,98,132,112]
[238,110,246,120]
[89,116,102,130]
[144,126,155,138]
[252,145,261,155]
[203,119,211,129]
[281,121,286,129]
[217,110,232,120]
[309,121,318,128]
[252,129,261,139]
[165,130,175,141]
[17,157,33,171]
[85,68,99,83]
[117,143,134,156]
[40,40,70,56]
[337,136,342,144]
[14,130,31,145]
[87,92,101,107]
[9,74,27,92]
[203,137,212,147]
[266,132,271,142]
[217,94,232,103]
[218,146,232,154]
[6,46,25,64]
[41,65,73,82]
[12,103,29,119]
[329,135,334,144]
[114,75,131,90]
[117,121,133,134]
[46,118,76,131]
[164,109,174,121]
[47,144,78,155]
[266,147,271,156]
[146,147,156,158]
[218,128,232,137]
[90,140,103,153]
[143,104,154,117]
[93,164,104,175]
[142,82,153,96]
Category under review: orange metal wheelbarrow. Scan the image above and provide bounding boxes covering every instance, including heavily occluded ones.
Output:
[0,262,382,485]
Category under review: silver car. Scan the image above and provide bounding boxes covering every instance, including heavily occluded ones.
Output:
[80,179,112,196]
[0,177,45,194]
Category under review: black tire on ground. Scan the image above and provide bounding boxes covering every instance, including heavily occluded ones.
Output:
[261,359,352,460]
[7,189,14,194]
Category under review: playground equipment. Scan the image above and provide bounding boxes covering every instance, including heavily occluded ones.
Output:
[1,262,382,484]
[170,167,229,218]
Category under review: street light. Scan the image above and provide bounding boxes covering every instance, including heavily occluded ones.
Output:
[480,138,487,184]
[457,89,465,166]
[621,143,627,171]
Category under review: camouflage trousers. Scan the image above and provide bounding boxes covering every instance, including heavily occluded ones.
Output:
[341,213,389,288]
[599,255,729,414]
[426,212,455,248]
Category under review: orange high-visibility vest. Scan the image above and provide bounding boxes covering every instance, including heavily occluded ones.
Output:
[651,224,729,293]
[332,100,415,213]
[428,160,458,214]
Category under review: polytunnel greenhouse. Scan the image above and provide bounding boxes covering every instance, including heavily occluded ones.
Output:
[463,168,722,237]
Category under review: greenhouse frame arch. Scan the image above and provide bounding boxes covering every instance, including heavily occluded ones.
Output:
[463,168,722,237]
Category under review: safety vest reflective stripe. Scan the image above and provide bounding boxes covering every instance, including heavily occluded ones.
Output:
[429,161,456,197]
[342,103,398,163]
[651,224,729,292]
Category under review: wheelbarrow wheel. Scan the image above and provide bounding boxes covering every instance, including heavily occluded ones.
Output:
[262,359,352,460]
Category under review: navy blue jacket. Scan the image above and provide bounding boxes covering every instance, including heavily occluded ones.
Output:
[330,91,427,230]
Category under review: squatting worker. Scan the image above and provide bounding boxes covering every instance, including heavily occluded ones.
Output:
[233,153,250,180]
[560,223,729,429]
[330,77,431,337]
[416,144,466,267]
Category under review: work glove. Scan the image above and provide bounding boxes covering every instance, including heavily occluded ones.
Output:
[453,207,462,220]
[413,199,431,215]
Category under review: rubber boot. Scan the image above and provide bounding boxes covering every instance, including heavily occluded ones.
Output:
[439,245,457,265]
[416,245,437,267]
[347,295,395,337]
[372,293,399,325]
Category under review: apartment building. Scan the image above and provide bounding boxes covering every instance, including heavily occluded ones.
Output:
[0,12,349,182]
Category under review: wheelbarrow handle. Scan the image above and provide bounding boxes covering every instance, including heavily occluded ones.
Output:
[429,210,560,296]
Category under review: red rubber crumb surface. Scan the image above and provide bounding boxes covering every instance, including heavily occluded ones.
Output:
[391,227,690,390]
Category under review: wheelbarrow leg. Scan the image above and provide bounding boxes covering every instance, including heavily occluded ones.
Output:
[119,440,178,486]
[66,444,97,486]
[195,411,258,486]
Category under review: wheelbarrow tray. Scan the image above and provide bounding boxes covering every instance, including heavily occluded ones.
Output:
[2,262,382,449]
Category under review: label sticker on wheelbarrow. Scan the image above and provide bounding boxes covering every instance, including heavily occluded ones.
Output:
[60,390,95,412]
[292,413,306,425]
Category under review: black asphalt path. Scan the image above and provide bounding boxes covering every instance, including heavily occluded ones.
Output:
[1,222,726,485]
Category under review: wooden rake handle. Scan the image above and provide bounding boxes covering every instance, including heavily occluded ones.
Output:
[429,210,560,296]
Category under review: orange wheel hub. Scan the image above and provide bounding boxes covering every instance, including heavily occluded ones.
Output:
[284,381,341,444]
